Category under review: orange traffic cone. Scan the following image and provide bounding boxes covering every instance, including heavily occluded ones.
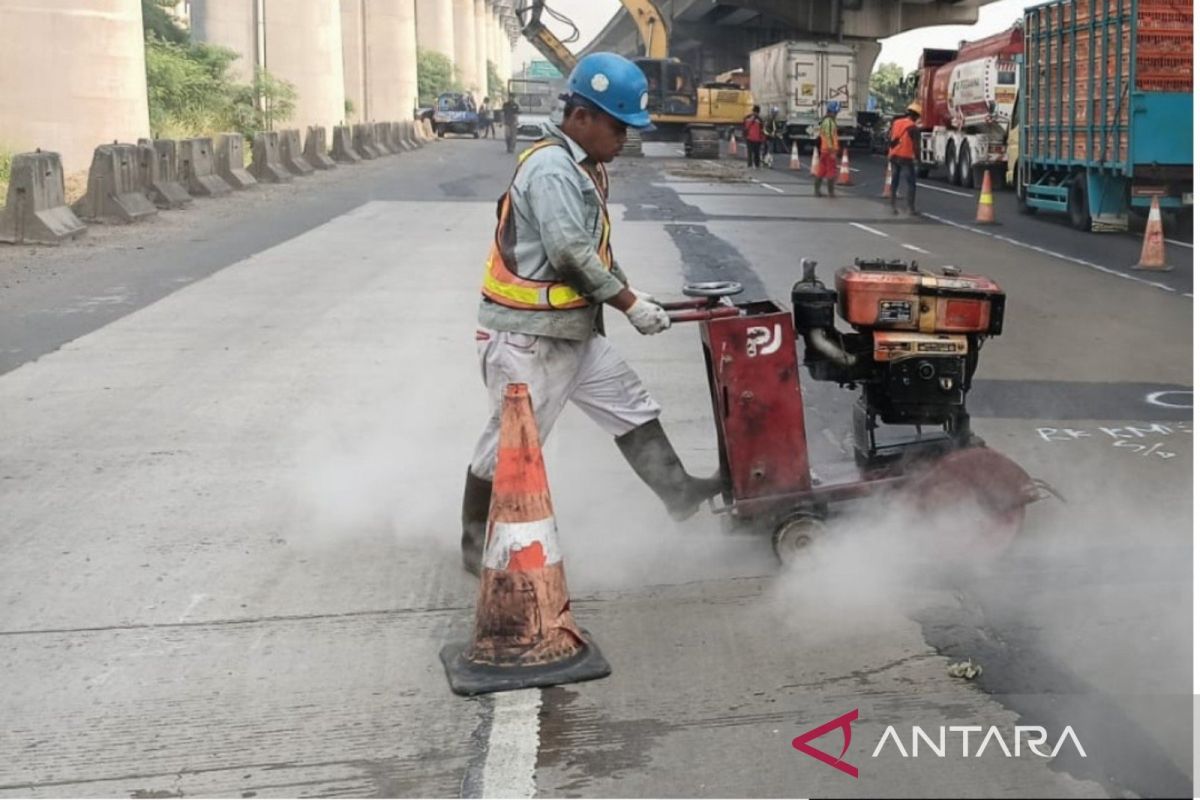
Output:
[1133,195,1171,271]
[882,160,893,199]
[974,169,997,224]
[441,383,610,696]
[789,141,801,170]
[727,132,738,156]
[837,148,854,185]
[809,146,819,175]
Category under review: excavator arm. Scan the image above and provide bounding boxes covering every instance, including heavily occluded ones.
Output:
[516,0,577,75]
[619,0,670,60]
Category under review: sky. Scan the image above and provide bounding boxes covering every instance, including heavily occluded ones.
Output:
[511,0,1028,74]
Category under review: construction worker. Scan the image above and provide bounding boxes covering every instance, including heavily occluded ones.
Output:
[461,52,723,576]
[742,104,765,169]
[765,106,785,155]
[814,101,840,197]
[501,94,520,154]
[889,102,922,215]
[479,97,495,138]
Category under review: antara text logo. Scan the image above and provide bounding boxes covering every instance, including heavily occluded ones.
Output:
[791,709,1087,778]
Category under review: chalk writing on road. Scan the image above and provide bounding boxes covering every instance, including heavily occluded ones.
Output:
[1035,422,1191,460]
[1146,390,1192,410]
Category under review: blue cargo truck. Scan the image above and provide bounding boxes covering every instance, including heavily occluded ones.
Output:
[1017,0,1193,231]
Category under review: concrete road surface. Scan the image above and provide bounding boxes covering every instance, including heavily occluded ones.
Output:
[0,138,1191,798]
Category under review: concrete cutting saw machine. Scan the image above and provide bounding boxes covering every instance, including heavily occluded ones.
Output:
[662,258,1052,562]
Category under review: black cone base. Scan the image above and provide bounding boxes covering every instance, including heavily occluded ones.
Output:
[440,630,611,696]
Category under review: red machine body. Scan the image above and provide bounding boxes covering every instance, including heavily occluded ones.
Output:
[699,300,813,505]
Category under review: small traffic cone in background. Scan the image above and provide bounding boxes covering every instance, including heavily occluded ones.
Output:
[974,169,997,224]
[441,383,611,696]
[1133,195,1171,271]
[789,141,801,170]
[727,132,738,156]
[882,160,893,198]
[837,148,854,185]
[809,146,819,175]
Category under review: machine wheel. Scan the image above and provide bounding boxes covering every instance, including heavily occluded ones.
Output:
[945,142,959,185]
[1068,173,1092,231]
[771,513,827,565]
[907,447,1035,560]
[959,147,976,190]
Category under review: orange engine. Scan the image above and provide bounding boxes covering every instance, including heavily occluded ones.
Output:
[835,261,1005,335]
[790,258,1006,464]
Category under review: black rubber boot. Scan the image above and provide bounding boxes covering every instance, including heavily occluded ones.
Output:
[615,419,724,522]
[460,468,492,577]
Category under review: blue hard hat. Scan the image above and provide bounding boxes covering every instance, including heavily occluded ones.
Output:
[566,52,652,129]
[826,100,840,114]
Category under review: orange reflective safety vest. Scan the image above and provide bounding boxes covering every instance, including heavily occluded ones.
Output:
[481,140,613,311]
[888,117,918,160]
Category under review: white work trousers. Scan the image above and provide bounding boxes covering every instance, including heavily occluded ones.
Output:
[469,329,662,480]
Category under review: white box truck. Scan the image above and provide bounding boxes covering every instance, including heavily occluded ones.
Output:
[749,40,859,152]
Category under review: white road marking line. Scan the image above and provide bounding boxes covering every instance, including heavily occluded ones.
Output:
[481,689,541,798]
[917,182,974,198]
[849,222,889,238]
[675,148,685,155]
[1165,238,1193,249]
[921,212,1182,295]
[901,243,931,254]
[759,182,785,194]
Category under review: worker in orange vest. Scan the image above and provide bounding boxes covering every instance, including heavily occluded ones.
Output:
[888,102,922,215]
[814,101,840,197]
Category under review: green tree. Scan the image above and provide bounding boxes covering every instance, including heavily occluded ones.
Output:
[245,67,298,132]
[418,48,463,106]
[144,37,241,138]
[487,60,504,102]
[142,0,188,45]
[870,62,918,115]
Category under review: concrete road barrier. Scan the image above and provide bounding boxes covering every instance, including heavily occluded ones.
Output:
[303,126,337,170]
[373,122,397,155]
[331,126,362,164]
[215,134,257,190]
[279,129,315,176]
[136,138,192,209]
[72,143,158,224]
[422,118,435,140]
[394,121,415,152]
[0,150,87,245]
[249,132,293,183]
[178,138,234,197]
[402,120,420,149]
[351,124,378,160]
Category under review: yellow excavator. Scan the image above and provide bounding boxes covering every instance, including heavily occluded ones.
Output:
[516,0,753,158]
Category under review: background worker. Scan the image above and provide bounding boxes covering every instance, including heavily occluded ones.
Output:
[888,102,922,215]
[742,105,765,169]
[461,52,723,576]
[501,94,520,154]
[479,96,496,138]
[765,106,785,154]
[814,101,840,197]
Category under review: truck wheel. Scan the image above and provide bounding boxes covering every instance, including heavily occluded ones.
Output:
[946,142,960,186]
[436,125,445,138]
[917,163,931,179]
[960,147,976,190]
[472,125,480,139]
[1068,173,1092,231]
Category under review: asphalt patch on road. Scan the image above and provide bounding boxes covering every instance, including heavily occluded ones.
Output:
[969,379,1192,421]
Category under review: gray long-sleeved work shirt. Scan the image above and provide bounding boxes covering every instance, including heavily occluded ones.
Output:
[477,122,628,341]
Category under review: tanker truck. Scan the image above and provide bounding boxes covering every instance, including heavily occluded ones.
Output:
[913,26,1023,189]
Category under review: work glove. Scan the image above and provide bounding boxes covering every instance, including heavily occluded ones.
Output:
[624,297,671,336]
